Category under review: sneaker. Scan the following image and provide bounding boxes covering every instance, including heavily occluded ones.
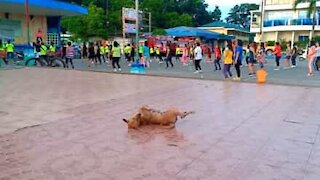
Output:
[308,73,313,77]
[199,70,202,73]
[128,63,131,66]
[291,65,296,68]
[113,69,117,72]
[248,73,254,77]
[118,68,121,72]
[194,71,199,74]
[274,67,280,70]
[233,77,241,81]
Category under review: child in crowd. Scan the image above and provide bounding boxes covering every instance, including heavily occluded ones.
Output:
[66,42,75,69]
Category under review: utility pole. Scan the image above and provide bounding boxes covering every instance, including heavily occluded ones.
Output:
[105,0,108,27]
[135,0,139,60]
[149,12,152,34]
[260,0,265,43]
[25,0,30,44]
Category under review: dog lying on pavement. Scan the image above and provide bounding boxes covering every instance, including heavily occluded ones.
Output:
[123,106,194,129]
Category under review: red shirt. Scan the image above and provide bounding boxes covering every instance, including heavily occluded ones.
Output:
[274,45,282,57]
[214,48,221,58]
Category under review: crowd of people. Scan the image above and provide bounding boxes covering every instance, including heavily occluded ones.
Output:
[79,39,269,81]
[1,37,319,80]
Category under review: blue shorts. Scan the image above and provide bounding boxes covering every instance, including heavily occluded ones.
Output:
[249,57,255,64]
[7,52,14,59]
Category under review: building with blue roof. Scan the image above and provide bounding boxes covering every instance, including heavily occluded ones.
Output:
[0,0,87,46]
[198,21,251,42]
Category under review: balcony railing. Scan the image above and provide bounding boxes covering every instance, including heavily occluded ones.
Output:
[263,18,319,27]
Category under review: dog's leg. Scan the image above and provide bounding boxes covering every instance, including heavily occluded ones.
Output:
[161,124,176,129]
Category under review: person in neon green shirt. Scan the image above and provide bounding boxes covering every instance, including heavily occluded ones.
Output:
[150,46,155,61]
[124,44,132,63]
[40,42,48,62]
[175,45,182,61]
[111,41,121,72]
[139,44,143,58]
[105,45,110,63]
[155,46,161,62]
[6,40,14,61]
[49,41,56,56]
[100,43,106,63]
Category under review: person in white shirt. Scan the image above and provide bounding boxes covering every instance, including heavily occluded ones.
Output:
[194,42,202,73]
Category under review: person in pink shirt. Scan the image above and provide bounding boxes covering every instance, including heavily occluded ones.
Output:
[36,28,43,42]
[181,44,188,65]
[307,41,316,76]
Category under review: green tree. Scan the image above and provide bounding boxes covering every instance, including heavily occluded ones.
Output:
[61,3,107,39]
[61,0,213,38]
[164,12,193,28]
[211,5,222,21]
[178,0,212,26]
[226,3,259,28]
[294,0,318,40]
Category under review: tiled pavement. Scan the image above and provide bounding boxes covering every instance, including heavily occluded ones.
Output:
[0,68,320,179]
[2,56,320,87]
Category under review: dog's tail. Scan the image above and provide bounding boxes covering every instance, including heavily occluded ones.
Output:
[180,111,195,119]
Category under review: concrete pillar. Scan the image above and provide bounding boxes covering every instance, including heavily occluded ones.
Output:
[309,31,313,40]
[275,31,279,42]
[291,31,295,48]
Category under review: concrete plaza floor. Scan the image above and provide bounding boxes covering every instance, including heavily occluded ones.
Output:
[71,57,320,87]
[0,68,320,179]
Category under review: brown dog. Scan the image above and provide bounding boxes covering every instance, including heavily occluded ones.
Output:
[123,106,194,129]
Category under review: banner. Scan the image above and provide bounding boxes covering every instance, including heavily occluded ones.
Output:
[124,23,136,34]
[123,8,138,21]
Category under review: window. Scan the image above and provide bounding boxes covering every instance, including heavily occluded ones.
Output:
[298,35,309,42]
[299,10,308,19]
[47,33,59,46]
[265,11,294,20]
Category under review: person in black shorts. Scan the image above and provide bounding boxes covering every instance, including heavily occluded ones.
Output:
[88,42,95,66]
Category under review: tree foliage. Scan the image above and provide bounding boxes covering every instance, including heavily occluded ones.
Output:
[61,3,107,39]
[60,0,214,39]
[211,6,222,22]
[225,3,259,28]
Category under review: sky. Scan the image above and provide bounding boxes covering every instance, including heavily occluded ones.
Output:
[206,0,260,19]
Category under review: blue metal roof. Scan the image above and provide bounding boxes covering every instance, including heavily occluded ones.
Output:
[165,26,234,40]
[0,0,88,16]
[201,22,250,33]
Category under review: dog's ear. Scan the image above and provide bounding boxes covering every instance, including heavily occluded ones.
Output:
[123,119,128,123]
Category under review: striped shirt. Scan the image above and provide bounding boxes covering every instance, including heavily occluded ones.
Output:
[66,46,75,58]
